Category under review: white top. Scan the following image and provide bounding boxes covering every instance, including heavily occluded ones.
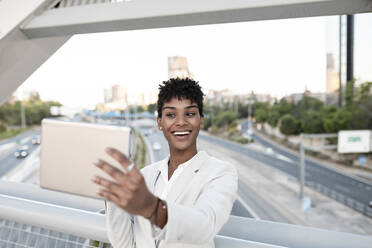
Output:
[151,152,202,240]
[106,150,238,248]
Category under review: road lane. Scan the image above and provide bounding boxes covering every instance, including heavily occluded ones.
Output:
[203,125,372,216]
[0,130,40,177]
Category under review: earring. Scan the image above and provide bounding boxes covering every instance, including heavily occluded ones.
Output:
[159,126,163,130]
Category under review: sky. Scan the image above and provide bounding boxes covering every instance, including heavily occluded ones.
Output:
[18,16,328,109]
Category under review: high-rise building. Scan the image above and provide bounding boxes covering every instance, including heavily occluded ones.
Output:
[168,56,194,79]
[111,84,126,103]
[104,88,112,103]
[326,53,340,93]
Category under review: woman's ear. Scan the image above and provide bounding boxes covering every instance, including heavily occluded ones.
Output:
[157,117,162,130]
[200,117,204,128]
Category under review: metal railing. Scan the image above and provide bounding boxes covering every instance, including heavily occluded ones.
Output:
[1,180,372,248]
[0,190,280,248]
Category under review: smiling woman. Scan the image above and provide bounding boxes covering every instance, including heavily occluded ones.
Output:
[93,78,238,248]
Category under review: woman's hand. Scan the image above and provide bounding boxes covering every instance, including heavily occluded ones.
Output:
[92,147,157,219]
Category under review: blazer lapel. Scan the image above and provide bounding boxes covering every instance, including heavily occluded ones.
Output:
[166,151,208,203]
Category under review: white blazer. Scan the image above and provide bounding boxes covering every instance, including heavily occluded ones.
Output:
[106,151,238,248]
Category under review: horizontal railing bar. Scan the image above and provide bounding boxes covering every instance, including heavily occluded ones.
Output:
[0,180,104,212]
[214,235,287,248]
[0,194,109,243]
[1,192,372,248]
[220,215,372,248]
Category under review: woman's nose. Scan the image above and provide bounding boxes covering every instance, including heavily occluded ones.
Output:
[175,115,186,125]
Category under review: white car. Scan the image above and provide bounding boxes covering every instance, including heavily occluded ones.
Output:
[152,142,161,151]
[32,135,41,145]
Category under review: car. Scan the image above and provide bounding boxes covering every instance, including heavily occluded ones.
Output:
[14,145,29,158]
[152,142,161,151]
[31,135,41,145]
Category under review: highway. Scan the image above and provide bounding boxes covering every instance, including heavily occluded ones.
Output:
[0,129,40,177]
[240,121,372,216]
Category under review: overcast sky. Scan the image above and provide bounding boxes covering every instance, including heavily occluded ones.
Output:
[19,16,328,109]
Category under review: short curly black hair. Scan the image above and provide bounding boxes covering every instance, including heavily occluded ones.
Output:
[157,78,204,118]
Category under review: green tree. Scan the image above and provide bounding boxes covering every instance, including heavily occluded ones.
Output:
[301,110,325,133]
[345,80,355,107]
[267,109,280,127]
[255,108,268,123]
[279,114,301,135]
[215,111,237,128]
[323,108,353,133]
[147,103,157,114]
[292,96,323,119]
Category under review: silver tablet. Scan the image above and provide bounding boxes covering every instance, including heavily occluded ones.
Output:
[40,119,133,199]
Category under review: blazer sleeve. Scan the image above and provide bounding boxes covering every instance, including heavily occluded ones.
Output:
[163,164,238,245]
[106,201,136,248]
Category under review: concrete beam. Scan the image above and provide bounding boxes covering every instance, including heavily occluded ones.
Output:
[23,0,372,38]
[0,0,70,105]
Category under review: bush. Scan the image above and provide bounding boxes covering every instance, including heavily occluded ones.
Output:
[210,125,219,135]
[0,122,7,132]
[279,114,301,135]
[236,137,249,144]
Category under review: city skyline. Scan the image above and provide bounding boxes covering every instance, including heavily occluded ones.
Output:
[17,17,328,109]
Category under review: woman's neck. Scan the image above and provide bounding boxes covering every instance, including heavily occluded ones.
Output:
[168,147,197,171]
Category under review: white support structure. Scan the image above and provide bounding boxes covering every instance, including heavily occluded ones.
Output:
[23,0,372,38]
[0,0,70,105]
[1,0,372,105]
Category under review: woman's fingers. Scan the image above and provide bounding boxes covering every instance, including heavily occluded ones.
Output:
[105,147,132,171]
[98,189,121,205]
[92,176,131,197]
[94,159,126,182]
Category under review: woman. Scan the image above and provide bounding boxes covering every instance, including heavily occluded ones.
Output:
[93,78,238,248]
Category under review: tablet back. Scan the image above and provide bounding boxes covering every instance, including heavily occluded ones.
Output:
[40,119,132,199]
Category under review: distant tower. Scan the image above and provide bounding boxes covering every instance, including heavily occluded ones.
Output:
[168,56,194,79]
[326,53,340,93]
[104,88,112,103]
[111,84,126,103]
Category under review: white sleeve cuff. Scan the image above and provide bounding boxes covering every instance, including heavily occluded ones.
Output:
[151,223,168,240]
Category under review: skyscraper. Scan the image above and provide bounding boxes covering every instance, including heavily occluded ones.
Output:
[168,56,194,79]
[111,84,126,103]
[326,53,340,93]
[104,88,112,103]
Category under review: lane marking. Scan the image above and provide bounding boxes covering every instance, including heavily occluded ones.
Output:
[236,194,260,220]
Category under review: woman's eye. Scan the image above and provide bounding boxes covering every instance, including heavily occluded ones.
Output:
[166,113,176,117]
[186,112,196,117]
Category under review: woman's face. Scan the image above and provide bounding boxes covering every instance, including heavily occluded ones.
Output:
[157,97,203,153]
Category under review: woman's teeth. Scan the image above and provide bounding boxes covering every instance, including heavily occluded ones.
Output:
[174,131,190,136]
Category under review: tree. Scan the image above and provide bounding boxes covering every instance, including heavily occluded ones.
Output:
[292,96,323,119]
[279,114,301,135]
[147,103,157,114]
[345,80,355,107]
[255,108,268,123]
[323,108,353,133]
[267,109,280,127]
[215,111,237,128]
[301,110,325,133]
